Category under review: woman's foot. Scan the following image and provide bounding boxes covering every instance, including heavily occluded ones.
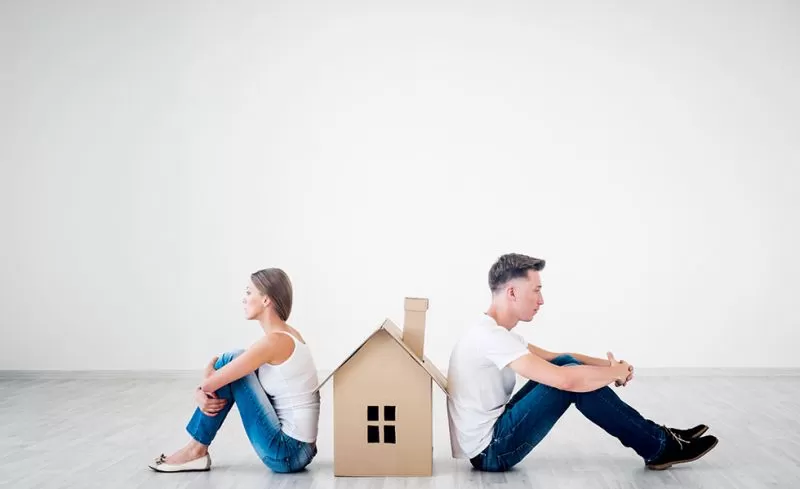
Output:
[148,440,212,473]
[164,442,208,465]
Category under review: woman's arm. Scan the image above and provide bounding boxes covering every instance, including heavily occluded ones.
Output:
[199,333,294,393]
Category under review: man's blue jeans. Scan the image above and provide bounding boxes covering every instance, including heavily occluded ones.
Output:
[470,354,667,471]
[185,350,317,473]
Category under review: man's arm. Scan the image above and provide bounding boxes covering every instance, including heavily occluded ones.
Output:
[564,352,612,367]
[509,353,630,393]
[528,344,611,367]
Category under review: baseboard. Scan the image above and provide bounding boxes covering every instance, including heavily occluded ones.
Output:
[0,370,203,380]
[1,367,799,381]
[632,368,800,377]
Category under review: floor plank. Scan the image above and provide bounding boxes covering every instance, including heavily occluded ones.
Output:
[1,375,797,488]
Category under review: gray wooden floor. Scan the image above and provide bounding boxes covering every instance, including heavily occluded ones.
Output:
[1,374,798,488]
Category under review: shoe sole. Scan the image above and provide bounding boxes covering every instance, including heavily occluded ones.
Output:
[646,438,718,471]
[149,466,210,473]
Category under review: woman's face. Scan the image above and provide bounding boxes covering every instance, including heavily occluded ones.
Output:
[243,280,269,320]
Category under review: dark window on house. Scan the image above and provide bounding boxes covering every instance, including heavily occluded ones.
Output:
[384,425,396,444]
[366,405,397,444]
[367,425,380,443]
[367,406,379,421]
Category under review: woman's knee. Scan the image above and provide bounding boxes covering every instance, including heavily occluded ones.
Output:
[215,349,246,369]
[551,354,581,366]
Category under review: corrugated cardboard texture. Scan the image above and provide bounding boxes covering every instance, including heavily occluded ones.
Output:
[382,320,448,394]
[402,307,426,360]
[314,324,384,392]
[333,330,433,476]
[404,297,429,312]
[316,319,448,395]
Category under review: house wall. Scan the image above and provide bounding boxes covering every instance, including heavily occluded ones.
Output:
[332,330,433,476]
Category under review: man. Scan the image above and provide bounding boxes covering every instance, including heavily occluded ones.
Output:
[446,253,718,472]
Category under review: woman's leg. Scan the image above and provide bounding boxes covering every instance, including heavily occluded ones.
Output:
[183,350,246,447]
[161,351,242,465]
[185,350,314,472]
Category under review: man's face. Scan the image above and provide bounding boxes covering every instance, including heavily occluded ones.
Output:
[510,270,544,322]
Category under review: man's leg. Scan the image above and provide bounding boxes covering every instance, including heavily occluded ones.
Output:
[473,354,587,471]
[477,354,666,471]
[505,354,579,409]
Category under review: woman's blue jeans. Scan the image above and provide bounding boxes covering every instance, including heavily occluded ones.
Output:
[185,350,317,473]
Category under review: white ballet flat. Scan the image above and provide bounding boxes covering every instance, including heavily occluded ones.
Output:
[148,453,211,473]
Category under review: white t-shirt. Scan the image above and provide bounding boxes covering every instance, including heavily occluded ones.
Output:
[446,313,530,459]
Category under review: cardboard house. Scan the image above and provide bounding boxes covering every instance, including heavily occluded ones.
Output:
[315,297,448,476]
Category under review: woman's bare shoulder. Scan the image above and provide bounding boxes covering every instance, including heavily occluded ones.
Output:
[282,325,307,345]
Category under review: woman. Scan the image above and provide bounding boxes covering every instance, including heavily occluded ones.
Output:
[149,268,320,473]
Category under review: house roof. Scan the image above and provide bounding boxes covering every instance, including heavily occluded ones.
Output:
[314,319,448,395]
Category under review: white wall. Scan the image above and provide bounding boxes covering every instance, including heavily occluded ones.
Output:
[1,0,798,371]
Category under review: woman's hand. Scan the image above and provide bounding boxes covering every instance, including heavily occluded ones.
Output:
[204,356,219,379]
[194,387,226,416]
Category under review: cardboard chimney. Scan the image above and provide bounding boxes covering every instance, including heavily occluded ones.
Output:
[314,297,448,476]
[402,297,427,358]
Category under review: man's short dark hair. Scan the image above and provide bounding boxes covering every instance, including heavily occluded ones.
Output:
[488,253,546,293]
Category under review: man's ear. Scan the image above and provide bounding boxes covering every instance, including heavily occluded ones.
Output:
[507,285,517,301]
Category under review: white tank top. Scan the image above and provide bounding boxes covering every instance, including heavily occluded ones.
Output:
[256,331,320,443]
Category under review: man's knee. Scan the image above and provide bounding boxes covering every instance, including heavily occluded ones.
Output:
[215,349,245,369]
[551,354,581,366]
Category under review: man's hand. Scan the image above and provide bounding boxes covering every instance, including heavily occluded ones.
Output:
[607,352,634,387]
[194,387,226,416]
[204,356,219,379]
